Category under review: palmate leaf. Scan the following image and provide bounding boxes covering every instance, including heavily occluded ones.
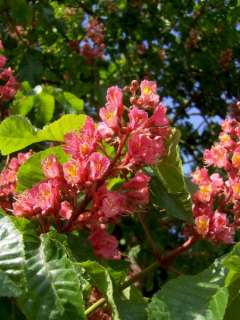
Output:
[16,146,69,192]
[18,231,86,320]
[151,128,193,222]
[0,114,86,155]
[147,260,228,320]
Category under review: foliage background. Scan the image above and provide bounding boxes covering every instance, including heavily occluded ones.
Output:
[1,0,239,166]
[0,0,240,319]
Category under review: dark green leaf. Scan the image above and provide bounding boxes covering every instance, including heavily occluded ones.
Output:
[151,129,193,222]
[114,286,148,320]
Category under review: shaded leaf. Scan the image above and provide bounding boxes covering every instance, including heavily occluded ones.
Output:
[35,93,55,124]
[63,92,84,112]
[151,129,193,222]
[12,95,35,116]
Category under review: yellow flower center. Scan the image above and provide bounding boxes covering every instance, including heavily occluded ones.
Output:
[220,133,230,143]
[68,165,77,177]
[143,86,153,95]
[196,216,209,236]
[80,143,90,155]
[232,153,240,168]
[233,183,240,195]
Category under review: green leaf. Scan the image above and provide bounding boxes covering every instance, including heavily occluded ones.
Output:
[80,260,120,319]
[224,242,240,277]
[67,231,96,262]
[151,178,192,222]
[151,129,193,222]
[35,93,55,124]
[37,114,87,142]
[0,297,26,319]
[18,232,86,320]
[184,176,198,197]
[12,95,35,116]
[147,261,228,320]
[0,215,27,297]
[16,146,69,192]
[115,286,148,320]
[0,116,38,155]
[223,274,240,320]
[0,114,87,155]
[63,92,84,112]
[223,242,240,319]
[9,0,32,26]
[147,295,170,320]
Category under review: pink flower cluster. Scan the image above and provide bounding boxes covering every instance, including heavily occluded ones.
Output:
[0,43,19,103]
[79,18,105,61]
[192,117,240,244]
[0,151,32,211]
[10,80,170,259]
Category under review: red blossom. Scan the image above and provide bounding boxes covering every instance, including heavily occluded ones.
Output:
[128,107,148,130]
[128,133,165,165]
[89,228,121,260]
[191,113,240,244]
[64,117,97,160]
[63,159,86,186]
[42,155,62,179]
[79,18,105,61]
[138,80,159,108]
[59,201,73,220]
[123,172,150,206]
[5,79,170,259]
[88,152,110,180]
[0,55,7,68]
[98,191,126,221]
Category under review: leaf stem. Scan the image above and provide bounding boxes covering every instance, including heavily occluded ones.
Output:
[84,236,196,317]
[85,297,106,317]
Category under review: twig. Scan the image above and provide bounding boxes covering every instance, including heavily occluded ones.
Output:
[84,236,197,317]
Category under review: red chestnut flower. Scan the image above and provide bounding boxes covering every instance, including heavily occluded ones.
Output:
[9,80,170,259]
[192,115,240,244]
[0,43,19,104]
